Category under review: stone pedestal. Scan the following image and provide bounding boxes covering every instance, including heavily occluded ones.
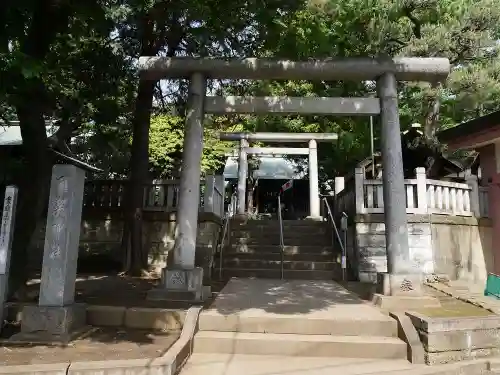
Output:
[373,272,440,310]
[376,272,424,296]
[11,304,87,344]
[147,267,210,302]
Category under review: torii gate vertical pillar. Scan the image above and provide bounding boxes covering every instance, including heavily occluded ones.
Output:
[237,139,249,215]
[376,72,422,296]
[308,139,321,218]
[148,72,208,302]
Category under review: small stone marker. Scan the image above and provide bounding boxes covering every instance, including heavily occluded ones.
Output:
[13,165,88,344]
[0,186,18,330]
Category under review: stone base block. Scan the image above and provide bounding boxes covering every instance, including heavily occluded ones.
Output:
[359,272,377,284]
[377,272,424,296]
[147,267,209,302]
[304,216,323,221]
[10,304,89,345]
[425,347,500,365]
[372,293,441,310]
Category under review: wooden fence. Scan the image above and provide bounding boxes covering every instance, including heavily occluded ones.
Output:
[335,167,489,218]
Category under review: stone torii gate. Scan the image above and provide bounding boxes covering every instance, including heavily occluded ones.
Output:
[219,132,339,218]
[138,56,450,300]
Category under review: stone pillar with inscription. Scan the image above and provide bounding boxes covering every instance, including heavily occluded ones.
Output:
[374,72,427,302]
[0,186,18,331]
[13,164,87,344]
[147,72,210,302]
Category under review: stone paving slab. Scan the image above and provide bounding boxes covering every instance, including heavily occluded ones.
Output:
[205,278,394,321]
[0,328,180,366]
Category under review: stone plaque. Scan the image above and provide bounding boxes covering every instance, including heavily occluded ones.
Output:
[164,267,204,292]
[168,270,186,289]
[0,186,18,275]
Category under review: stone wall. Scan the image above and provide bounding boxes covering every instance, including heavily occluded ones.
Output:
[350,214,493,285]
[29,211,222,279]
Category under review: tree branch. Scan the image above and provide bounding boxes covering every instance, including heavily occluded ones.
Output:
[402,3,422,39]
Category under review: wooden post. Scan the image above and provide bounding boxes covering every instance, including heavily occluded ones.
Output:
[355,168,365,214]
[204,173,215,214]
[415,168,428,214]
[466,175,480,217]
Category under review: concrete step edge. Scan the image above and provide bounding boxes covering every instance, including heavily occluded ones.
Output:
[199,312,397,325]
[222,259,337,264]
[221,252,335,257]
[195,331,405,344]
[193,331,406,358]
[198,315,398,337]
[213,267,337,272]
[228,245,333,250]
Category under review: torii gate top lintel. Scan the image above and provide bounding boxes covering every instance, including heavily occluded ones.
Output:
[219,132,338,143]
[138,56,450,82]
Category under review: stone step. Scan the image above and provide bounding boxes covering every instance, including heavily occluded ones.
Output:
[193,331,407,359]
[227,244,333,254]
[182,353,488,375]
[231,227,328,237]
[214,268,336,280]
[222,258,338,271]
[231,236,331,246]
[233,220,327,228]
[220,252,335,262]
[230,234,332,246]
[198,312,397,337]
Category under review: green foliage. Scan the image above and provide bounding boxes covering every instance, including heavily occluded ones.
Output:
[233,0,500,177]
[3,0,500,181]
[148,114,234,178]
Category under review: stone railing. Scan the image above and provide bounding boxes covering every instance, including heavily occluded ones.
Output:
[337,167,489,218]
[83,174,225,217]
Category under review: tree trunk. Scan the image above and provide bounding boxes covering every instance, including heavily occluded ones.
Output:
[122,79,155,275]
[8,84,52,300]
[121,7,183,275]
[5,0,71,299]
[424,82,441,141]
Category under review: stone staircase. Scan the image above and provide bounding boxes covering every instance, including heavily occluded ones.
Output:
[215,219,341,280]
[185,221,408,371]
[188,279,407,361]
